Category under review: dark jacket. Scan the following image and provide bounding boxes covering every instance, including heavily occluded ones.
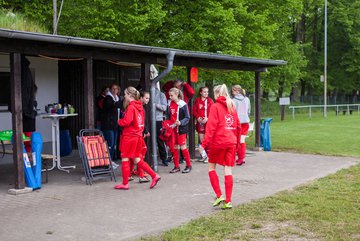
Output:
[101,95,123,131]
[21,56,37,132]
[168,100,190,135]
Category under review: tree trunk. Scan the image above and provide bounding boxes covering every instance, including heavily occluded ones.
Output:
[296,13,306,43]
[262,90,269,100]
[278,80,284,101]
[300,79,306,97]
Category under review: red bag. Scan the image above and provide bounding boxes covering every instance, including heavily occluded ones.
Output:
[159,120,174,142]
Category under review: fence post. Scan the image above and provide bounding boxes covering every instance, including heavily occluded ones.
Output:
[309,106,312,119]
[292,107,295,119]
[336,106,339,116]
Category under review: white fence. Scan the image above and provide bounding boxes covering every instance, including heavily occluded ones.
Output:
[289,104,360,119]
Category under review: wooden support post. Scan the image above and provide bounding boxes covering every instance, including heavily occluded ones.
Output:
[187,67,196,158]
[141,63,152,164]
[280,105,285,121]
[142,63,151,91]
[10,53,25,189]
[83,57,94,129]
[254,71,261,149]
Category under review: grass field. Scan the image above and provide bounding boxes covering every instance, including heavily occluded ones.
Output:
[141,112,360,241]
[250,112,360,158]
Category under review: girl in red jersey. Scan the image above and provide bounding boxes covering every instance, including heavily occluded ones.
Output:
[114,87,160,190]
[193,86,214,162]
[199,84,241,209]
[129,91,151,183]
[168,88,192,173]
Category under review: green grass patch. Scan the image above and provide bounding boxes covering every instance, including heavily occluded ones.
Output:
[140,113,360,241]
[247,112,360,158]
[0,9,49,33]
[140,164,360,240]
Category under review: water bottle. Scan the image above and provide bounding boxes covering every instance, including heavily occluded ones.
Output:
[199,145,207,159]
[200,149,207,159]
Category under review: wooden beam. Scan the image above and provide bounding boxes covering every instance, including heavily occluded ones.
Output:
[83,57,94,129]
[141,63,151,91]
[10,53,25,189]
[0,40,159,64]
[141,63,152,165]
[0,40,279,72]
[254,72,261,149]
[174,58,269,72]
[187,67,196,158]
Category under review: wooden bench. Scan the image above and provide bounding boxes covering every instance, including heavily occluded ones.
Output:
[2,149,54,183]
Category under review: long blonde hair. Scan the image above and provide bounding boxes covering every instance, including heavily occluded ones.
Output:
[232,84,246,96]
[125,86,140,100]
[124,86,140,109]
[214,84,235,113]
[169,87,184,100]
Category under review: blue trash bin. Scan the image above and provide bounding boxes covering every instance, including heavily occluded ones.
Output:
[260,118,273,151]
[60,129,72,157]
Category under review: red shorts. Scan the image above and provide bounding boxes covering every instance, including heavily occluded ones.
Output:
[207,146,236,167]
[196,123,206,134]
[120,135,144,159]
[141,141,147,158]
[241,123,249,136]
[174,132,187,146]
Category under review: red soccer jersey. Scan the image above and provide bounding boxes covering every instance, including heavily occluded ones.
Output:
[201,96,241,150]
[118,100,144,137]
[193,97,214,120]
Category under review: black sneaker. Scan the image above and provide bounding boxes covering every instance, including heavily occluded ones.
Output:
[182,166,192,173]
[162,160,169,166]
[169,167,180,173]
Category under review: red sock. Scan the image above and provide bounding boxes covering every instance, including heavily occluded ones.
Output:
[137,165,145,178]
[225,175,233,203]
[173,149,180,168]
[239,143,246,160]
[121,161,130,185]
[137,160,156,179]
[236,145,242,161]
[208,170,222,198]
[181,148,191,167]
[130,160,135,174]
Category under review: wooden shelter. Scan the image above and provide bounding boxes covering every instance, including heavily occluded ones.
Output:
[0,28,286,189]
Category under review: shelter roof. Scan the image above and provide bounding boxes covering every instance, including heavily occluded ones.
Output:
[0,28,286,71]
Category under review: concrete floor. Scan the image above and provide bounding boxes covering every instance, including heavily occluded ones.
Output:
[0,151,358,241]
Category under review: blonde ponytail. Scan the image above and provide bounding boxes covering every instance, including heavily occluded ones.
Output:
[125,86,140,100]
[213,84,235,113]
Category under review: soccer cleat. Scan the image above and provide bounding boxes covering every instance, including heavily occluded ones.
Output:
[213,196,225,207]
[114,183,129,190]
[236,159,245,166]
[150,175,161,189]
[182,166,192,173]
[169,167,181,173]
[128,176,134,181]
[139,177,150,183]
[221,202,233,210]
